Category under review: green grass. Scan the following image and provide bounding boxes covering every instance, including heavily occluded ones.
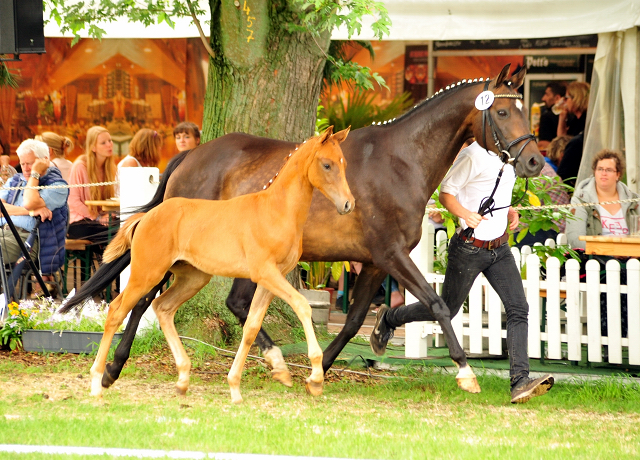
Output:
[0,348,639,460]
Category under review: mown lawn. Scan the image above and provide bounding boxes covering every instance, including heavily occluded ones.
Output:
[0,342,638,460]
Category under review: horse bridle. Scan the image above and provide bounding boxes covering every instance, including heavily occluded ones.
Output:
[463,80,536,240]
[480,79,536,167]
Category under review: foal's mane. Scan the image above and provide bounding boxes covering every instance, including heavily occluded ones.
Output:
[261,134,317,190]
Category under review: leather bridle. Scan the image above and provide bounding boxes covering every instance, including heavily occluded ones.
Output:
[462,80,537,240]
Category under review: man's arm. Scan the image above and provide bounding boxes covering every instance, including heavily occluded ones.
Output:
[440,192,487,229]
[22,158,48,210]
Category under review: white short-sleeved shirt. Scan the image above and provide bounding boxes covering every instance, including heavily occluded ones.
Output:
[441,142,516,241]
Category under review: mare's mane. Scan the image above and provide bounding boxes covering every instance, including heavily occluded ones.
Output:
[379,78,492,127]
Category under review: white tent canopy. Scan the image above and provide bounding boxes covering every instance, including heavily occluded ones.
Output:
[44,0,640,41]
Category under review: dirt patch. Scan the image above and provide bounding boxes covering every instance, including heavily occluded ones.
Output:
[0,345,387,405]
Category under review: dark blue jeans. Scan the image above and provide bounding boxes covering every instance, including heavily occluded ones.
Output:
[385,233,530,387]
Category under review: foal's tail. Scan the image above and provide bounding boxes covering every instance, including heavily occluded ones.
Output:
[59,151,191,314]
[103,213,144,263]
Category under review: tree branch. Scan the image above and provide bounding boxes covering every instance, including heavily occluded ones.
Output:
[185,0,216,60]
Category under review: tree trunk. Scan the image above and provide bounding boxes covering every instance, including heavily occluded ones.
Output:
[203,0,330,143]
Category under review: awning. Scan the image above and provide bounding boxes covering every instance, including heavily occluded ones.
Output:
[44,0,640,41]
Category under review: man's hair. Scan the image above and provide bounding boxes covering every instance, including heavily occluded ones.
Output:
[16,139,50,160]
[173,121,201,140]
[592,149,625,177]
[545,81,566,98]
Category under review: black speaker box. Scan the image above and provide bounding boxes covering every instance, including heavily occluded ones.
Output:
[0,0,45,55]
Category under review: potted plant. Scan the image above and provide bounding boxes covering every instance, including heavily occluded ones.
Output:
[298,261,349,324]
[0,298,123,353]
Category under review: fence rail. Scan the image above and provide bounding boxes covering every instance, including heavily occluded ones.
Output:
[405,222,640,366]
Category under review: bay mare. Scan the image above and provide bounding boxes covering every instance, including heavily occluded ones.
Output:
[64,64,543,394]
[88,128,353,403]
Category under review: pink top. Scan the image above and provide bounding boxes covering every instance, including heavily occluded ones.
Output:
[68,159,95,223]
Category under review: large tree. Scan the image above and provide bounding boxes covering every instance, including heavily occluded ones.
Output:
[45,0,390,142]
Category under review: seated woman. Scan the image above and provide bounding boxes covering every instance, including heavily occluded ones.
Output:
[173,121,201,153]
[566,149,640,338]
[566,149,639,249]
[67,126,117,246]
[117,128,162,170]
[36,132,74,182]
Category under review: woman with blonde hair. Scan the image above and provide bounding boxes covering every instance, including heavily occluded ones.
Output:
[557,81,590,137]
[67,126,117,244]
[35,131,74,182]
[117,128,162,170]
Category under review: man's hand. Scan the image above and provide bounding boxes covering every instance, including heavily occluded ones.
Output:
[31,159,49,177]
[465,212,488,229]
[508,207,520,231]
[31,207,53,221]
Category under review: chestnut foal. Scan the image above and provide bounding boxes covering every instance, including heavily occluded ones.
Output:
[91,127,353,403]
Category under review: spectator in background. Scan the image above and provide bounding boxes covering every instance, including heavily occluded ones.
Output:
[117,128,162,170]
[557,82,590,138]
[36,132,74,182]
[566,149,639,339]
[537,82,566,150]
[544,135,571,173]
[67,126,117,245]
[173,122,201,153]
[566,149,639,250]
[557,132,583,188]
[0,139,68,276]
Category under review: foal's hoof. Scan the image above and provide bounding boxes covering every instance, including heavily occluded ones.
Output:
[175,386,187,396]
[271,368,293,388]
[456,376,481,394]
[230,389,243,404]
[305,378,323,397]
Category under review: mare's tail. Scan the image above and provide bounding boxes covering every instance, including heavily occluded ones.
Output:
[103,213,144,263]
[59,150,191,313]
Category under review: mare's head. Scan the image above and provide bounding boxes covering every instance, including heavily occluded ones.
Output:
[473,64,544,177]
[306,126,354,215]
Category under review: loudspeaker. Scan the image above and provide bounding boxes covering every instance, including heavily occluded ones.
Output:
[0,0,45,56]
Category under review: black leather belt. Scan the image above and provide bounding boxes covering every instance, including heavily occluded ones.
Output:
[460,232,508,250]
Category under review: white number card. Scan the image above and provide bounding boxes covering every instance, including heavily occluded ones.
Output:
[475,91,495,111]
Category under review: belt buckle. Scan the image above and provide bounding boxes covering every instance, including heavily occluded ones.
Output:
[487,239,496,250]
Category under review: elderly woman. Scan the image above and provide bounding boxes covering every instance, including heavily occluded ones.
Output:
[557,81,590,137]
[68,126,117,244]
[566,149,639,249]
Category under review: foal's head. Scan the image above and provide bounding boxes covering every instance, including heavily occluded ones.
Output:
[305,126,354,215]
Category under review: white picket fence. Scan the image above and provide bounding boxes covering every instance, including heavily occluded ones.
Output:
[404,220,640,366]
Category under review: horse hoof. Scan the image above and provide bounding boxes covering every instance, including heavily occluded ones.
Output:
[305,379,323,397]
[456,376,481,394]
[176,386,187,396]
[271,369,293,388]
[230,388,243,404]
[101,371,116,389]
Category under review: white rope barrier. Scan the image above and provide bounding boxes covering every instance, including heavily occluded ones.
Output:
[427,196,640,213]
